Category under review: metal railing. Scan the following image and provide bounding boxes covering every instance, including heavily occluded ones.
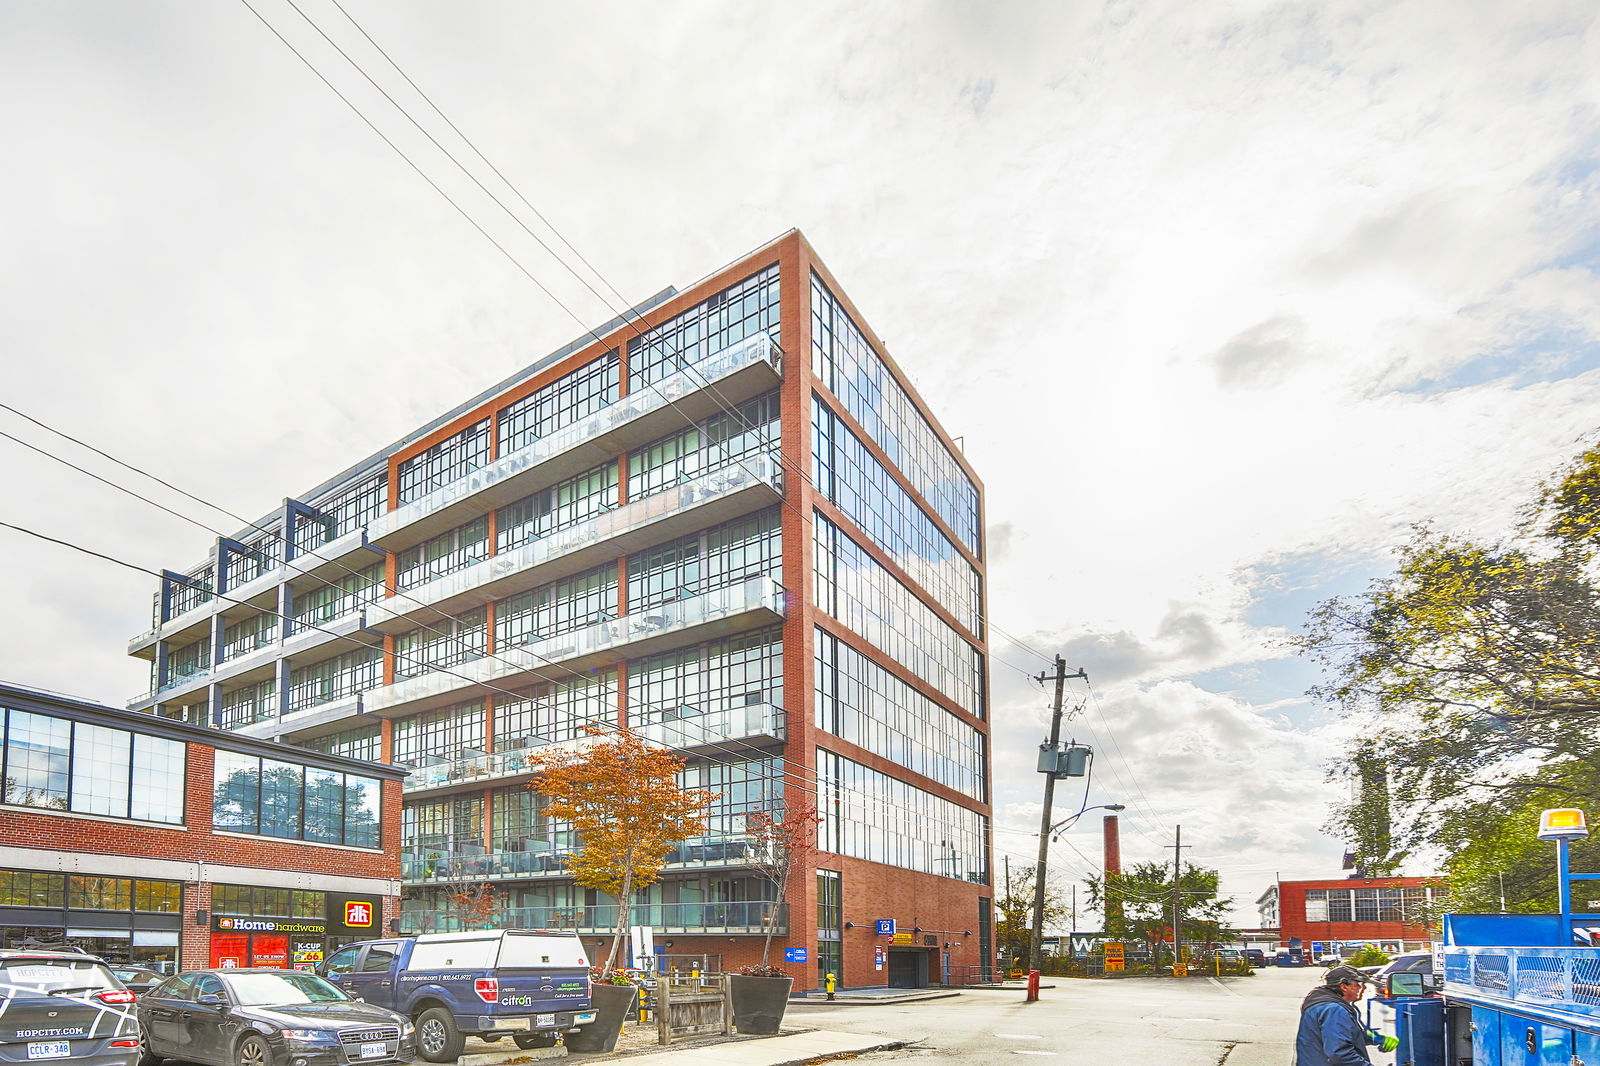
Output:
[401,833,767,881]
[396,900,785,936]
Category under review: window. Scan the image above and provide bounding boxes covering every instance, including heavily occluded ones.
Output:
[0,870,64,907]
[293,562,383,627]
[219,681,276,729]
[392,700,486,765]
[495,567,616,649]
[295,473,385,554]
[70,876,131,911]
[297,725,380,763]
[496,462,618,553]
[813,515,983,717]
[627,508,780,613]
[220,611,279,662]
[212,750,381,848]
[628,391,779,500]
[397,517,489,589]
[397,420,491,503]
[811,273,980,554]
[813,397,981,634]
[814,628,983,798]
[1304,889,1329,923]
[498,353,620,456]
[629,266,780,387]
[492,671,617,751]
[288,647,382,710]
[816,749,987,883]
[0,708,185,824]
[395,608,487,677]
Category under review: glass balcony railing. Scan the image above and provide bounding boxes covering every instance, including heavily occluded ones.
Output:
[368,453,783,632]
[368,333,782,545]
[401,833,767,882]
[366,575,785,715]
[396,900,785,936]
[402,704,782,793]
[634,700,785,751]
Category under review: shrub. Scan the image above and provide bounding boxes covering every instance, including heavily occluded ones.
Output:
[736,963,789,978]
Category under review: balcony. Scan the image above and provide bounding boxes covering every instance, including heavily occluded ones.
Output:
[634,701,785,756]
[125,608,377,714]
[367,333,783,551]
[402,833,769,883]
[396,900,785,937]
[400,703,784,795]
[127,526,384,659]
[367,453,783,635]
[364,575,786,719]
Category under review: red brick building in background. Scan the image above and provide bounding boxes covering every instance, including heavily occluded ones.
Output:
[125,231,993,989]
[1266,876,1441,956]
[0,682,404,972]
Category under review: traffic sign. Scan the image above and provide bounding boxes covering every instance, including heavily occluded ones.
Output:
[875,919,895,935]
[1105,958,1125,973]
[785,948,808,962]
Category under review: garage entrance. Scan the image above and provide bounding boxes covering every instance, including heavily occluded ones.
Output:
[887,947,931,988]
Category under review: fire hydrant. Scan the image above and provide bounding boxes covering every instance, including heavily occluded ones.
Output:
[825,972,837,1000]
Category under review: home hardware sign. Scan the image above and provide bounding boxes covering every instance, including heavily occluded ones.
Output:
[213,916,326,934]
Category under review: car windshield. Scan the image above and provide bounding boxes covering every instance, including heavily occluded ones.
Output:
[223,971,349,1006]
[0,958,120,993]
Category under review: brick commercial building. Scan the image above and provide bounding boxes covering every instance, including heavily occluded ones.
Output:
[1265,876,1442,957]
[0,682,404,972]
[125,230,993,989]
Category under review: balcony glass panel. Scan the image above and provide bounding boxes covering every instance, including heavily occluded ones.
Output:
[397,900,784,936]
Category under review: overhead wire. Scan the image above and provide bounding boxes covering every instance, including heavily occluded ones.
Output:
[6,0,1131,881]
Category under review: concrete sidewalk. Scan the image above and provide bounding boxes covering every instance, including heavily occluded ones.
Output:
[595,1029,908,1066]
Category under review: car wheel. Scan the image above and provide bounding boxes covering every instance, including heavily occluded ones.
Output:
[138,1029,165,1066]
[415,1007,465,1063]
[236,1033,271,1066]
[514,1032,558,1049]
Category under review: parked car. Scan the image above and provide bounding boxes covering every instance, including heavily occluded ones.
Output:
[136,968,416,1066]
[319,929,594,1062]
[110,966,165,996]
[0,948,141,1065]
[1317,953,1345,967]
[1242,949,1268,968]
[1371,950,1437,990]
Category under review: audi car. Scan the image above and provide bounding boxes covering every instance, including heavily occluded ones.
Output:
[136,968,416,1066]
[0,949,142,1065]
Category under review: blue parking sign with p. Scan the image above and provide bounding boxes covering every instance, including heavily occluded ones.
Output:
[876,919,895,935]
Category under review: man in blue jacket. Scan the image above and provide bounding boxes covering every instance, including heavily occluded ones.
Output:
[1295,964,1399,1065]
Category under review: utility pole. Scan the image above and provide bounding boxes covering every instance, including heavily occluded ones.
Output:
[1167,825,1190,969]
[1029,657,1087,971]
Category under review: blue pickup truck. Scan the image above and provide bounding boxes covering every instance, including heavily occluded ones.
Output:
[320,930,595,1061]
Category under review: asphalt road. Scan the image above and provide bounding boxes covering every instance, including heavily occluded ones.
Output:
[787,966,1356,1066]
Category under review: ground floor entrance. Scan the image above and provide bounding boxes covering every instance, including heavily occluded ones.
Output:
[887,947,934,988]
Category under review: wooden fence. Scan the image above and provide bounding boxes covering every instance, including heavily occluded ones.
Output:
[654,972,732,1045]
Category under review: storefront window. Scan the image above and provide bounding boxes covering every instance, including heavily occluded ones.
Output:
[69,876,131,910]
[135,881,181,913]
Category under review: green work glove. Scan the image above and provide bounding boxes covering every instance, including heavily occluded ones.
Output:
[1379,1035,1399,1053]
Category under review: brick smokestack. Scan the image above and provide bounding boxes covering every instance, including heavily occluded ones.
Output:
[1104,815,1123,927]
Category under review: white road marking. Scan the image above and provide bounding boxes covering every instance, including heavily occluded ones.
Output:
[1011,1051,1058,1056]
[995,1033,1042,1039]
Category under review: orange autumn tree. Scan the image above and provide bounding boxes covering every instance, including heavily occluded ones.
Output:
[745,803,821,966]
[527,727,711,976]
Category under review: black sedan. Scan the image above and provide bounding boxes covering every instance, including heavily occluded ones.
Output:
[111,966,166,995]
[136,968,416,1066]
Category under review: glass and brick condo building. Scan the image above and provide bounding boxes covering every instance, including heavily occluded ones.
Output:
[126,231,991,989]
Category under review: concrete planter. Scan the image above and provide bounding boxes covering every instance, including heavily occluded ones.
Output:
[564,982,637,1053]
[728,974,794,1035]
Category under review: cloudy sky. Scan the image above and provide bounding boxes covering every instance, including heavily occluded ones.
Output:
[4,1,1599,926]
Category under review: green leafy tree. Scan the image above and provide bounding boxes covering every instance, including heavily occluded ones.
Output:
[1085,861,1234,964]
[1300,443,1600,899]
